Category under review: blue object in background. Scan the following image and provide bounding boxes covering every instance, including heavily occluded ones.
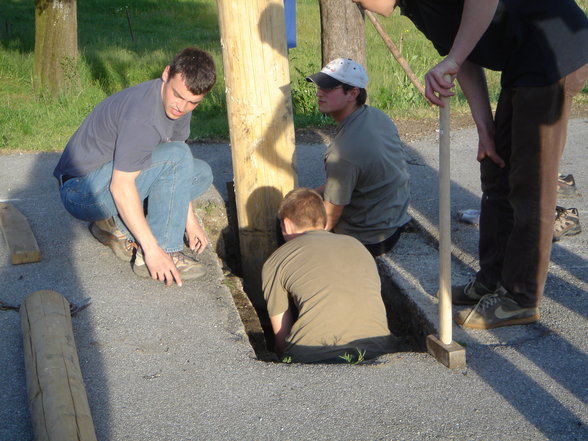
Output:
[284,0,296,49]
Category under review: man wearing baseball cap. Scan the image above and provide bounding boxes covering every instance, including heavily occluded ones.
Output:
[306,58,410,256]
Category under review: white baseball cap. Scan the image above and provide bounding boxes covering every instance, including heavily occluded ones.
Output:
[306,58,368,89]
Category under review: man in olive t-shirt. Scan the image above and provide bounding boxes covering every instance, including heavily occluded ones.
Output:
[262,188,395,363]
[306,58,410,257]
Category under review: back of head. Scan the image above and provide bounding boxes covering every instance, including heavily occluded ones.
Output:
[278,188,327,230]
[168,47,216,95]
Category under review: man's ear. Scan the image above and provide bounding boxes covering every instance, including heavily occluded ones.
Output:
[281,217,296,236]
[162,65,171,82]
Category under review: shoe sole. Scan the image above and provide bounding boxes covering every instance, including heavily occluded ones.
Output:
[90,222,134,261]
[454,312,540,329]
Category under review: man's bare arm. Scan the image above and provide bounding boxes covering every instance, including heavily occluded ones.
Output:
[186,201,209,254]
[324,200,344,231]
[457,60,504,167]
[270,307,293,356]
[110,169,182,286]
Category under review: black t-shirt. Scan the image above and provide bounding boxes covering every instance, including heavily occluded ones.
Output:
[399,0,588,87]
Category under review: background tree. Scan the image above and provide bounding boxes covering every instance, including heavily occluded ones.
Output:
[33,0,78,96]
[318,0,365,68]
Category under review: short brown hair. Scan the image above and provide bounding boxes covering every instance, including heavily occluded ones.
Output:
[342,84,367,106]
[278,188,327,230]
[168,47,216,95]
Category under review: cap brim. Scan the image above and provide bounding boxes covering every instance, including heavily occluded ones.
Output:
[305,72,344,89]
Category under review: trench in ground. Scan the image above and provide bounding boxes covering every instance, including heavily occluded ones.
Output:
[200,198,430,362]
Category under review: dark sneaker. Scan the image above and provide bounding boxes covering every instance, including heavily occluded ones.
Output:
[557,173,576,196]
[90,218,136,261]
[452,277,495,305]
[454,287,539,329]
[553,206,581,242]
[133,250,206,281]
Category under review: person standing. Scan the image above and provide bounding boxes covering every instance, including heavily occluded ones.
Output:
[354,0,588,328]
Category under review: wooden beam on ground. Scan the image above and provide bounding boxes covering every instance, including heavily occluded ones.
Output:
[0,202,42,264]
[216,0,297,308]
[20,290,97,441]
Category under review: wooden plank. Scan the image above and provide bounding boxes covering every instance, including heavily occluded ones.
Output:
[20,290,97,441]
[0,202,41,264]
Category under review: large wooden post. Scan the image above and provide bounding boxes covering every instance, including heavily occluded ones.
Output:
[216,0,297,307]
[20,290,97,441]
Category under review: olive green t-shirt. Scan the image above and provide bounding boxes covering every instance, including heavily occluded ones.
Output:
[262,230,394,363]
[324,105,411,245]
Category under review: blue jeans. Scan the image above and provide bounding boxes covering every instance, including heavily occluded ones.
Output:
[59,142,213,252]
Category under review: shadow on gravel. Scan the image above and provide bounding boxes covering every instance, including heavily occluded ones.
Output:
[0,153,111,441]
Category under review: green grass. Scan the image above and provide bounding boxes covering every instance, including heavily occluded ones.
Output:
[1,0,586,152]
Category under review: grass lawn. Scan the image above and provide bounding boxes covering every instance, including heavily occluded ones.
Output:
[0,0,586,152]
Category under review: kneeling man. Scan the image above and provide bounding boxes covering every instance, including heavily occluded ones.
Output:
[262,188,395,363]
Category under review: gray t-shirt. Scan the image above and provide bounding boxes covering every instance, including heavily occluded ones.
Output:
[324,105,410,245]
[53,78,191,179]
[262,230,394,363]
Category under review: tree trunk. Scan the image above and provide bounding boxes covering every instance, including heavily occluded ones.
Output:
[33,0,78,96]
[318,0,366,68]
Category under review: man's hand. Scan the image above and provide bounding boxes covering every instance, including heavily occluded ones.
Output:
[142,246,183,287]
[477,131,505,167]
[424,57,460,106]
[186,203,208,254]
[110,169,184,286]
[186,220,208,254]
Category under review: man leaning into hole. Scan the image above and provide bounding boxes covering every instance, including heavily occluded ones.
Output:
[262,188,396,363]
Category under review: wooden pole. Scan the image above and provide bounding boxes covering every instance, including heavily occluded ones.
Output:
[216,0,297,307]
[438,83,452,345]
[364,10,426,99]
[20,290,97,441]
[426,76,466,368]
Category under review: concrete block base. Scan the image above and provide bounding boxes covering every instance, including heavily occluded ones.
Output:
[426,334,466,369]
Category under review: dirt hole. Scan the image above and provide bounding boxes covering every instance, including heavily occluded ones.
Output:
[196,194,424,363]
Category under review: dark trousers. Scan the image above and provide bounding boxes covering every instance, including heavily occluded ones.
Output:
[477,64,588,307]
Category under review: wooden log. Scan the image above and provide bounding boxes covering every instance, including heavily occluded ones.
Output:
[0,202,42,264]
[20,290,97,441]
[216,0,297,307]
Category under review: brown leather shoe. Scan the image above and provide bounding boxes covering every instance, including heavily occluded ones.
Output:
[89,218,136,261]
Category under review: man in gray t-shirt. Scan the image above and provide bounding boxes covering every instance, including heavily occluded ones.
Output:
[306,58,410,256]
[53,47,216,286]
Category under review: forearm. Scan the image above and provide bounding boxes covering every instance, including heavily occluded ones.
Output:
[324,201,344,231]
[456,61,494,140]
[110,173,159,252]
[186,201,208,253]
[448,0,499,67]
[270,308,293,356]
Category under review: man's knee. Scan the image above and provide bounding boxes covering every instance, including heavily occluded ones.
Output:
[193,159,213,188]
[153,141,193,165]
